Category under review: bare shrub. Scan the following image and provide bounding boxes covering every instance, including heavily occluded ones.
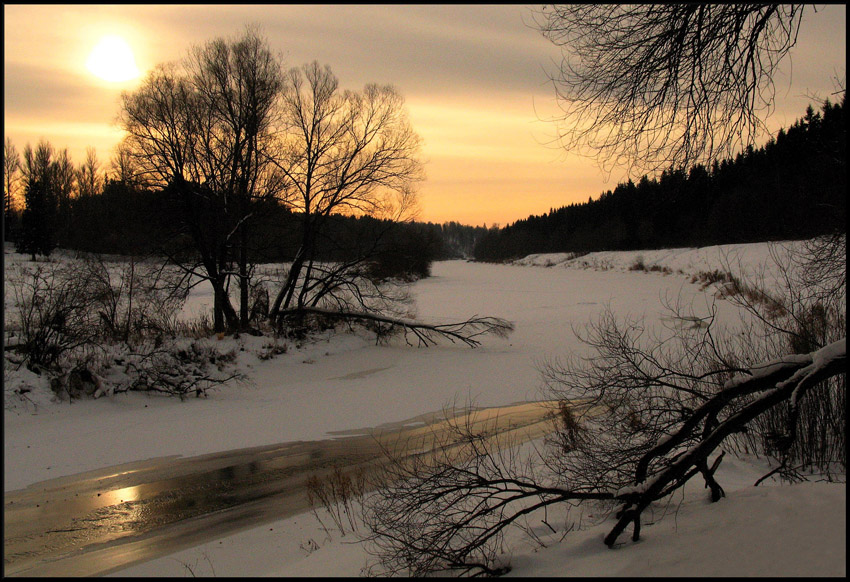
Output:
[10,261,101,372]
[117,339,244,399]
[690,269,736,290]
[78,253,188,343]
[257,339,288,361]
[362,416,549,576]
[172,312,217,340]
[630,257,673,275]
[8,253,189,374]
[362,306,844,573]
[647,264,672,275]
[306,466,367,537]
[720,238,847,472]
[629,256,646,271]
[5,253,246,401]
[541,303,743,496]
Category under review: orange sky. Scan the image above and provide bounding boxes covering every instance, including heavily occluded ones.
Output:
[4,5,846,227]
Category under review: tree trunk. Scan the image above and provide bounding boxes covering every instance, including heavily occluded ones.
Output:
[270,216,318,324]
[213,278,239,333]
[239,221,249,330]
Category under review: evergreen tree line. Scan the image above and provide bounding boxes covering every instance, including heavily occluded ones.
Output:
[474,96,846,262]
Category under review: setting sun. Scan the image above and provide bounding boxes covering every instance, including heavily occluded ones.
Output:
[86,35,141,82]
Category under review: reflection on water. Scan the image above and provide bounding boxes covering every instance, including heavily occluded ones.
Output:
[4,401,558,577]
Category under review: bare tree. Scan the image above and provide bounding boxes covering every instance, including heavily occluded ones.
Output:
[534,4,806,175]
[76,146,103,198]
[4,137,21,239]
[267,62,424,325]
[119,34,506,345]
[108,142,145,189]
[185,27,286,329]
[363,309,845,575]
[119,27,285,332]
[363,416,546,576]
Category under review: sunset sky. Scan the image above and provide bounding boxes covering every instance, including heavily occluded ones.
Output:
[4,4,846,227]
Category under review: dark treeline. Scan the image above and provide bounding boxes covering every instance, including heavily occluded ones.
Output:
[6,174,485,278]
[474,96,846,262]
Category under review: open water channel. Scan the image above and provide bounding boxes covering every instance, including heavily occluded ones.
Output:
[4,401,558,576]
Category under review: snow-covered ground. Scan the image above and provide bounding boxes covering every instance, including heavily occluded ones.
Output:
[4,241,845,577]
[513,241,796,282]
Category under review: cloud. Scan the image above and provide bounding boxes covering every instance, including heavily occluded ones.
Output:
[5,63,98,119]
[3,4,845,226]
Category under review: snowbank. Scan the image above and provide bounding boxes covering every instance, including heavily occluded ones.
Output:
[4,240,845,576]
[512,240,801,283]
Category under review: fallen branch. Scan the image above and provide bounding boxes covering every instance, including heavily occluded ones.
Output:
[604,338,846,547]
[277,307,514,347]
[363,339,846,574]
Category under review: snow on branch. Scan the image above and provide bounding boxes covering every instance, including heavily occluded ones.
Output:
[363,337,845,574]
[604,337,846,547]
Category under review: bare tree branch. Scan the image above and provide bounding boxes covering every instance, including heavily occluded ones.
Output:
[534,4,805,176]
[276,306,513,348]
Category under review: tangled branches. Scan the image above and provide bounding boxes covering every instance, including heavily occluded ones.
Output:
[534,4,805,174]
[362,304,845,574]
[599,337,845,547]
[362,413,570,576]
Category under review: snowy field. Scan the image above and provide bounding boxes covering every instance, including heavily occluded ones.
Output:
[4,240,845,576]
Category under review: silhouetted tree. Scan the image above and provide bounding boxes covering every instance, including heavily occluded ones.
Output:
[4,137,21,241]
[52,147,75,246]
[108,142,145,190]
[16,141,59,260]
[535,4,806,175]
[76,147,103,198]
[267,61,424,325]
[119,27,286,332]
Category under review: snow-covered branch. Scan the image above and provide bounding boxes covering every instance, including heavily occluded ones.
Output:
[604,338,845,546]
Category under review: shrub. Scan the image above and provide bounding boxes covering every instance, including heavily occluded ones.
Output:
[629,255,646,271]
[118,339,242,399]
[10,262,100,372]
[6,253,245,401]
[306,466,367,537]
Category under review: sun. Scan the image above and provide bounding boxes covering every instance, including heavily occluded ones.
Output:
[86,35,141,83]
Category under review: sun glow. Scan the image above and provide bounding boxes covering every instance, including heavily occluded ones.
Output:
[86,35,141,83]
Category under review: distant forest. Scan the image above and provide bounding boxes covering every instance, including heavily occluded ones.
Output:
[67,192,488,267]
[474,96,846,262]
[5,167,486,274]
[5,97,843,271]
[8,179,486,270]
